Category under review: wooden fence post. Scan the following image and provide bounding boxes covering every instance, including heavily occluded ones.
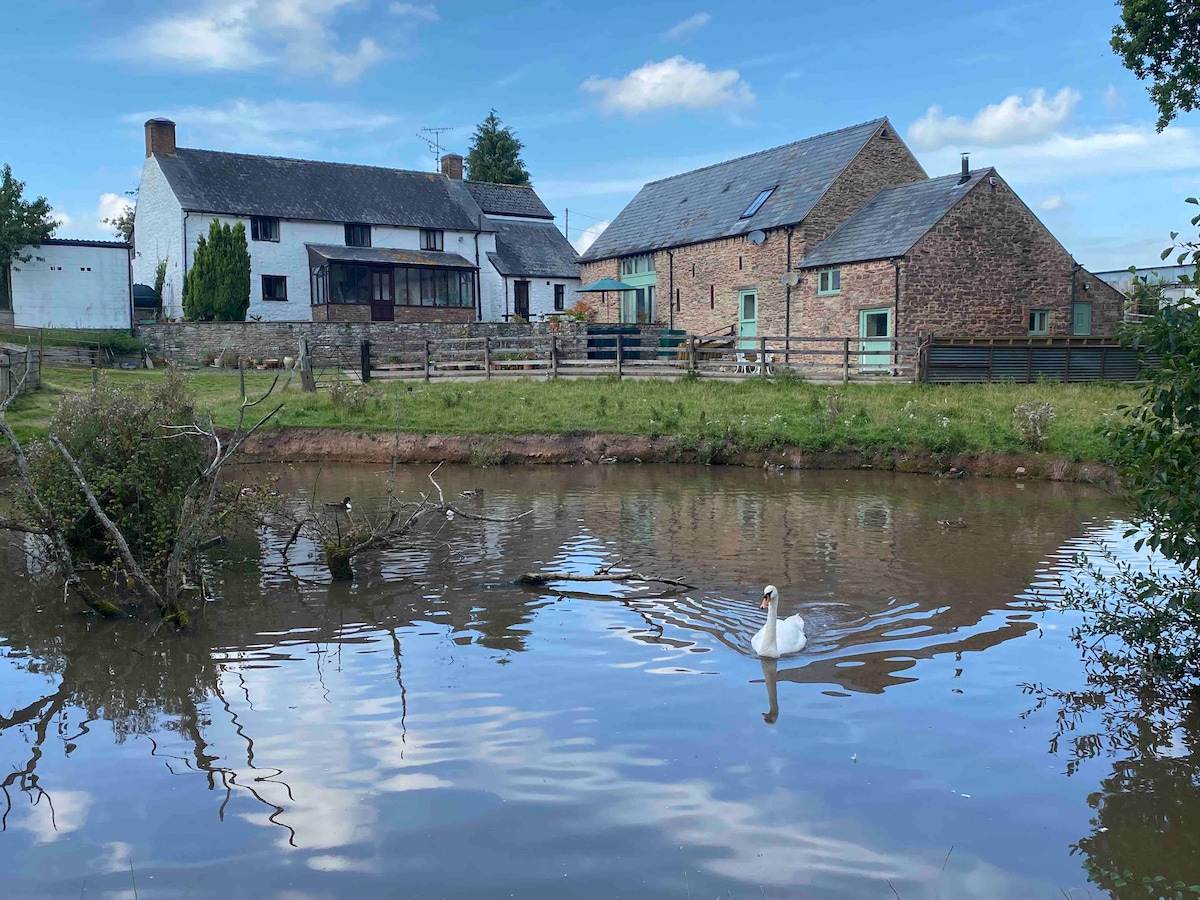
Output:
[759,336,768,379]
[239,357,246,397]
[484,336,492,379]
[842,338,850,384]
[1026,345,1033,383]
[688,335,697,376]
[299,338,316,392]
[1099,345,1107,380]
[616,334,623,380]
[1064,344,1072,383]
[550,335,559,379]
[423,339,431,382]
[360,340,371,383]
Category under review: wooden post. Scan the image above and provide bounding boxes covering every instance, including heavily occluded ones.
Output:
[616,334,623,380]
[299,338,316,392]
[1026,345,1033,383]
[1099,344,1107,380]
[688,335,697,376]
[38,328,44,385]
[987,346,994,383]
[360,340,371,383]
[423,339,431,382]
[550,334,559,379]
[239,357,246,398]
[759,336,768,379]
[91,366,98,387]
[1064,344,1071,383]
[842,338,850,384]
[484,336,492,379]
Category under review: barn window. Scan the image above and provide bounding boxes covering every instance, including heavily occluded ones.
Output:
[1028,309,1049,335]
[251,217,280,242]
[817,268,841,295]
[262,275,288,301]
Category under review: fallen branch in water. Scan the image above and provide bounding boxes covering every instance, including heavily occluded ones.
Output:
[517,566,694,590]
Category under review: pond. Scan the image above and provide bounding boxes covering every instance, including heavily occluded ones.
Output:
[0,465,1189,898]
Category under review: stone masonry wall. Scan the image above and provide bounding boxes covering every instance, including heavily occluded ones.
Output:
[900,173,1124,338]
[579,121,927,338]
[796,260,898,337]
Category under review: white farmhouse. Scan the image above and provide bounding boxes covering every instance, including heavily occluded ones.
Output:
[131,119,580,323]
[1,239,132,330]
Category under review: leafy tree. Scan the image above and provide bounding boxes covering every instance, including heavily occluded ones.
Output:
[1112,0,1200,130]
[0,163,58,275]
[182,218,251,321]
[104,190,136,242]
[465,110,531,186]
[153,258,168,304]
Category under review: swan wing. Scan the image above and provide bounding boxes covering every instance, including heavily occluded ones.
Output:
[777,616,807,654]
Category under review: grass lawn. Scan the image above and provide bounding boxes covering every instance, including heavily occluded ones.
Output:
[4,367,1141,462]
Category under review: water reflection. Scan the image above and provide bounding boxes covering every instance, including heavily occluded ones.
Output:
[0,465,1137,897]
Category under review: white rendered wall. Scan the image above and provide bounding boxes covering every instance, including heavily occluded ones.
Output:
[132,156,185,319]
[488,272,580,321]
[12,244,131,329]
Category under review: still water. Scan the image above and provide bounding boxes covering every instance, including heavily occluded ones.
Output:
[0,465,1185,898]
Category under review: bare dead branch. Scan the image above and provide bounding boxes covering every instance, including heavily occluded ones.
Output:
[517,569,695,590]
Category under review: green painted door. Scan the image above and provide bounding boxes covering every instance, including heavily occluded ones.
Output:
[738,291,757,350]
[1072,301,1092,335]
[859,307,892,371]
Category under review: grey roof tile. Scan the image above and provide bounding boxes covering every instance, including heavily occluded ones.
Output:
[580,119,887,261]
[488,219,580,278]
[799,169,991,269]
[157,148,498,232]
[464,181,553,219]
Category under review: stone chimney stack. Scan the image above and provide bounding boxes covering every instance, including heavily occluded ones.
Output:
[440,153,464,180]
[145,118,177,158]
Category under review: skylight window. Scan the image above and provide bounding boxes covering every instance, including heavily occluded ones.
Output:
[740,187,775,219]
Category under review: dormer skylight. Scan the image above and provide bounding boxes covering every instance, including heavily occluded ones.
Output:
[740,187,775,219]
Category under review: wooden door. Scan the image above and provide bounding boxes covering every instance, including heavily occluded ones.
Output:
[514,281,530,320]
[370,270,393,321]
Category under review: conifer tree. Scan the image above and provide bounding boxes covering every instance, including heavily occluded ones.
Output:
[182,219,251,321]
[465,110,532,186]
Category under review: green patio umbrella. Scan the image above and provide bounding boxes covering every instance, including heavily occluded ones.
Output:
[576,277,637,319]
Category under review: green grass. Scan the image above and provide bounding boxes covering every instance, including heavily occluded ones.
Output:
[1,328,147,354]
[4,367,1141,462]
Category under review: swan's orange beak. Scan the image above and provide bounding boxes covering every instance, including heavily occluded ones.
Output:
[761,596,770,609]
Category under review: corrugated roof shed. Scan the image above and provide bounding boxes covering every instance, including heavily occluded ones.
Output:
[580,119,888,262]
[488,220,580,278]
[800,169,991,269]
[156,148,497,232]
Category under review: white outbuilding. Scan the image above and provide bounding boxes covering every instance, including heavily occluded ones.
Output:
[1,239,133,330]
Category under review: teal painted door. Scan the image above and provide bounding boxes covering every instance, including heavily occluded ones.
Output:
[1072,301,1093,335]
[738,291,757,350]
[859,308,892,371]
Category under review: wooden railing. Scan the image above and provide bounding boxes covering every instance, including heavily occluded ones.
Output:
[353,334,921,384]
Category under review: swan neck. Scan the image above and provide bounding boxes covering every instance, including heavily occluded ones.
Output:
[763,600,778,647]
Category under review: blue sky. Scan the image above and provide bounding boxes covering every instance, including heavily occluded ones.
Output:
[3,0,1196,270]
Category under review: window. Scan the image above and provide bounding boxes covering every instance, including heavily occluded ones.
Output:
[420,229,444,251]
[1072,301,1093,336]
[251,217,280,242]
[619,254,655,276]
[554,284,565,311]
[0,264,10,311]
[390,266,475,308]
[817,268,841,295]
[740,187,776,219]
[261,275,287,301]
[862,309,890,338]
[344,223,371,247]
[1029,309,1049,335]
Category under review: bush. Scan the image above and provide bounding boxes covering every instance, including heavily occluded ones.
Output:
[328,380,378,413]
[26,370,204,573]
[1014,401,1056,451]
[565,300,598,322]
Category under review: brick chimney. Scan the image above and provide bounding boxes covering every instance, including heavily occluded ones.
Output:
[145,118,177,157]
[440,153,463,180]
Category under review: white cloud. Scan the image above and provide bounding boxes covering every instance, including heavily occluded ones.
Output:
[122,99,400,155]
[662,12,710,42]
[52,209,74,232]
[573,220,609,254]
[388,2,438,21]
[1103,85,1123,114]
[907,88,1081,151]
[98,192,132,229]
[1038,194,1064,212]
[582,56,754,115]
[133,0,392,82]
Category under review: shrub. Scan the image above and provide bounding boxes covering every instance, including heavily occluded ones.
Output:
[1014,401,1056,451]
[328,380,378,413]
[565,300,598,322]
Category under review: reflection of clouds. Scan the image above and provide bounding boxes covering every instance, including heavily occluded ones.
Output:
[13,789,92,843]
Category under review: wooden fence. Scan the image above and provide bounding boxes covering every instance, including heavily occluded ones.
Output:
[352,334,922,384]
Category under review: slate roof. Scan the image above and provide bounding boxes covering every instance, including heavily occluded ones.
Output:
[464,181,554,219]
[156,148,497,232]
[305,244,477,269]
[488,220,580,279]
[800,169,991,269]
[580,118,890,262]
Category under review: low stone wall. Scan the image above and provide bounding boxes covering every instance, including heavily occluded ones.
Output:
[139,321,664,367]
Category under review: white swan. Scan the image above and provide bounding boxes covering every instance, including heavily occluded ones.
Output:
[751,585,807,658]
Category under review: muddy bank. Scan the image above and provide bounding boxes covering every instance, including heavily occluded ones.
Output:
[237,427,1120,487]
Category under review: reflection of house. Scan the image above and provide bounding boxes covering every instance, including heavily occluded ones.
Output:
[580,118,1122,339]
[1,239,132,330]
[132,119,579,324]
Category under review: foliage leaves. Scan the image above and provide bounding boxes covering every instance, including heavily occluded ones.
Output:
[182,218,251,321]
[464,110,531,186]
[0,163,58,271]
[25,371,205,576]
[1112,0,1200,130]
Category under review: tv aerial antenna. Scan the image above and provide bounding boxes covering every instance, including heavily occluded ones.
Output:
[417,126,455,170]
